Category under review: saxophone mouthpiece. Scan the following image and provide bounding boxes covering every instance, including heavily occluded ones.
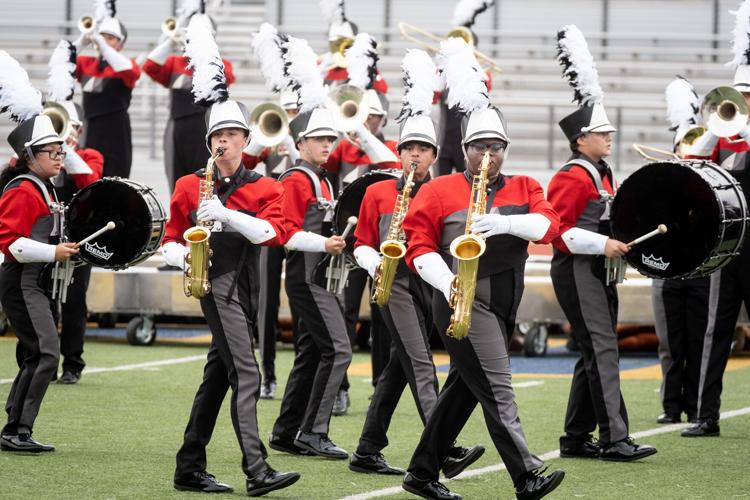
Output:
[216,147,226,156]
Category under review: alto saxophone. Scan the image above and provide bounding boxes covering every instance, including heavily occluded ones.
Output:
[371,164,416,307]
[183,147,225,298]
[446,151,490,339]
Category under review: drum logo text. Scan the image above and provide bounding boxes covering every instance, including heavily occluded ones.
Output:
[642,254,669,271]
[84,242,114,261]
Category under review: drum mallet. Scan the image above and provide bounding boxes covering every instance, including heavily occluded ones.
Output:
[340,216,358,240]
[627,224,668,247]
[75,221,116,248]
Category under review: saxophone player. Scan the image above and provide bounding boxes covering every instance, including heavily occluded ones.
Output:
[161,15,299,496]
[400,39,563,500]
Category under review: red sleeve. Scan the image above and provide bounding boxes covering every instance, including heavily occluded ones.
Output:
[546,167,597,253]
[223,59,236,86]
[485,70,492,92]
[323,142,343,174]
[280,173,315,242]
[163,179,194,245]
[372,70,388,94]
[524,177,559,244]
[353,186,381,250]
[403,182,443,270]
[251,178,286,246]
[0,184,50,258]
[118,59,141,89]
[241,149,270,170]
[373,141,401,170]
[142,57,173,88]
[69,148,104,189]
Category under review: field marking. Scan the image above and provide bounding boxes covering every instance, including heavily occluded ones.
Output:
[341,405,750,500]
[0,354,206,385]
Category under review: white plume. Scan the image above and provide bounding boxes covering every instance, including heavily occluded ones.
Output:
[282,36,328,113]
[252,23,289,92]
[556,25,603,106]
[47,40,77,102]
[346,33,378,89]
[665,76,700,129]
[0,51,43,123]
[185,14,228,106]
[451,0,494,27]
[437,37,488,113]
[727,0,750,67]
[397,49,439,121]
[178,0,204,17]
[319,0,345,24]
[93,0,116,22]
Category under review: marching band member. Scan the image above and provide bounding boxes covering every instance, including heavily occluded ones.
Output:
[349,49,483,478]
[680,0,750,438]
[436,0,494,176]
[650,77,708,425]
[548,25,656,461]
[162,16,299,495]
[400,38,563,500]
[269,35,351,459]
[0,52,79,453]
[46,41,104,384]
[75,0,140,178]
[143,0,236,192]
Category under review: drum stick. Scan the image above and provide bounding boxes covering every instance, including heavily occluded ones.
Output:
[340,216,358,240]
[75,221,116,248]
[627,224,668,247]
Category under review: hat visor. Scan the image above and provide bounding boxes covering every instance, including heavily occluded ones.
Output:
[734,83,750,93]
[398,133,437,150]
[463,130,510,145]
[99,29,124,40]
[585,123,617,133]
[301,127,339,140]
[28,135,63,148]
[208,121,250,137]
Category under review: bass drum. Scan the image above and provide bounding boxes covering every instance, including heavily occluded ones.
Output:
[334,169,401,251]
[611,160,747,279]
[67,178,167,269]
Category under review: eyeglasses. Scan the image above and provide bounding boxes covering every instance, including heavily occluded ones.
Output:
[38,149,67,161]
[468,142,506,154]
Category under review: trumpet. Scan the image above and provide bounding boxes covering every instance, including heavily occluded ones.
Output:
[327,84,368,133]
[250,102,289,147]
[162,17,178,37]
[398,21,501,74]
[327,37,354,70]
[78,15,96,35]
[42,101,74,142]
[701,86,749,138]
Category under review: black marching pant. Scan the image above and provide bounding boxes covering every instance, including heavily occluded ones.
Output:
[175,271,268,479]
[408,270,542,485]
[164,114,211,192]
[551,254,629,445]
[59,263,92,375]
[84,111,132,179]
[273,279,351,438]
[258,246,285,384]
[651,277,709,419]
[696,247,750,420]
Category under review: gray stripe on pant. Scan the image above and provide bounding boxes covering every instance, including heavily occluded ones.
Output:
[696,270,721,419]
[651,279,672,405]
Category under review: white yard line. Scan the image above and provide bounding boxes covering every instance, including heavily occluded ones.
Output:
[0,354,206,384]
[341,405,750,500]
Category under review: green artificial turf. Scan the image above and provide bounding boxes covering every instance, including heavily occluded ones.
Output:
[0,338,748,499]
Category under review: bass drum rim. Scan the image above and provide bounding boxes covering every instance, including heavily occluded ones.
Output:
[67,177,166,269]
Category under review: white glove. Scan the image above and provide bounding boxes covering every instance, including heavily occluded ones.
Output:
[473,213,551,241]
[471,213,510,238]
[561,227,609,255]
[224,210,276,244]
[282,134,300,163]
[353,245,382,278]
[353,123,398,164]
[93,34,133,72]
[62,144,93,175]
[413,252,454,303]
[285,231,327,252]
[162,241,187,270]
[146,37,175,65]
[197,196,230,225]
[9,237,56,263]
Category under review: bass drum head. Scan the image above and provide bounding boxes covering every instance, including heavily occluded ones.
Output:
[611,161,721,279]
[68,179,158,269]
[334,169,401,250]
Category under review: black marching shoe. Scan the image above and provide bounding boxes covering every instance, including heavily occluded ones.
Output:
[515,468,565,500]
[599,437,657,461]
[681,419,720,437]
[0,433,55,453]
[559,436,601,459]
[268,433,312,456]
[656,412,680,424]
[442,445,485,479]
[173,471,233,493]
[246,468,300,497]
[58,371,80,385]
[402,473,462,500]
[294,430,348,459]
[349,451,405,475]
[332,389,350,416]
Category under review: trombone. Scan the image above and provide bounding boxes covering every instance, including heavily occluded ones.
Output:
[249,102,290,147]
[398,21,501,74]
